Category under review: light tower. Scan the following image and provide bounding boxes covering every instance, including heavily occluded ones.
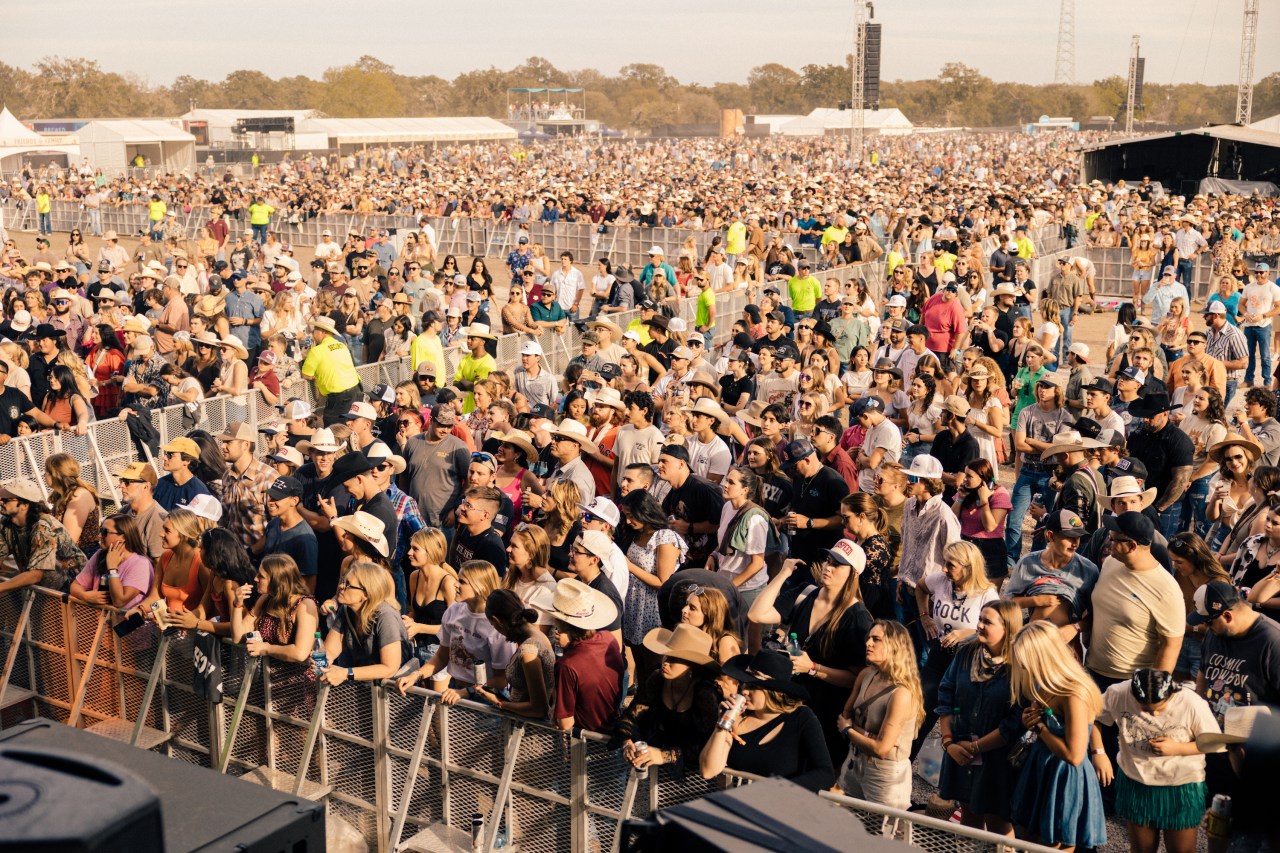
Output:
[1237,0,1260,124]
[1054,0,1076,84]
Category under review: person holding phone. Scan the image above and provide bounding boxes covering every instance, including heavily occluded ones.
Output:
[69,513,152,610]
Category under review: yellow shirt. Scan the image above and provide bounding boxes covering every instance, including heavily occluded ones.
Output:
[626,318,653,346]
[36,193,51,214]
[726,222,747,255]
[934,252,956,277]
[1015,236,1036,259]
[301,337,360,396]
[821,225,849,246]
[148,200,166,222]
[410,330,445,375]
[454,353,496,413]
[248,203,275,226]
[886,250,906,275]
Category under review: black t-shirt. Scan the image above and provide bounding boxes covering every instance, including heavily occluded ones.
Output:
[973,326,1009,362]
[752,334,800,362]
[364,317,390,363]
[353,491,399,562]
[1126,424,1195,504]
[931,428,982,502]
[662,474,725,568]
[760,473,794,518]
[788,466,850,565]
[1201,615,1280,727]
[644,337,678,371]
[587,570,624,632]
[718,375,755,410]
[814,299,842,323]
[0,387,34,436]
[449,524,509,577]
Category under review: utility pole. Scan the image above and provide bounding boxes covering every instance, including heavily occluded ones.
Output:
[1054,0,1076,85]
[1237,0,1260,124]
[1125,36,1140,135]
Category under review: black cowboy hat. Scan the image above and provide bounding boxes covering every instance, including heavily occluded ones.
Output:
[721,649,810,700]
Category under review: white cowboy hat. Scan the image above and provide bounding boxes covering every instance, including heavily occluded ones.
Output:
[332,510,390,558]
[534,577,617,631]
[1040,429,1104,459]
[1107,475,1157,511]
[550,418,598,453]
[463,323,498,341]
[365,441,407,475]
[297,427,342,454]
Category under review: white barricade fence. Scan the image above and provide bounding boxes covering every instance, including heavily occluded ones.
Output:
[0,586,1060,853]
[1084,246,1216,304]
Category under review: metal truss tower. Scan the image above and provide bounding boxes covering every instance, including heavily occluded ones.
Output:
[1054,0,1076,84]
[1237,0,1260,124]
[1125,36,1140,134]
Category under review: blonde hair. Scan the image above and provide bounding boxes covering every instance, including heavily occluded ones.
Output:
[981,599,1023,662]
[1009,620,1103,716]
[0,341,28,369]
[504,524,550,588]
[345,561,397,635]
[942,541,994,596]
[543,480,582,541]
[164,507,206,548]
[409,528,448,568]
[44,452,98,518]
[686,585,741,663]
[459,560,501,603]
[870,620,924,733]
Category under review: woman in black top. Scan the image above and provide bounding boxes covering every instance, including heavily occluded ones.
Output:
[749,539,872,767]
[701,649,834,792]
[466,257,493,292]
[617,624,721,778]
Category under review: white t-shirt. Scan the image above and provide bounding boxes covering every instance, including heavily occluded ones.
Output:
[921,574,998,637]
[857,418,903,492]
[314,240,343,261]
[1098,682,1219,786]
[1037,322,1060,353]
[436,602,516,684]
[1242,280,1280,328]
[685,434,732,482]
[715,503,769,591]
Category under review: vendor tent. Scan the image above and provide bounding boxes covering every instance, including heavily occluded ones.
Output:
[0,107,79,172]
[300,116,516,148]
[75,120,195,175]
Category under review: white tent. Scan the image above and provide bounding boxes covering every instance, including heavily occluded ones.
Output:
[75,120,195,175]
[179,108,315,146]
[1250,112,1280,135]
[0,107,80,171]
[300,116,517,148]
[776,107,914,137]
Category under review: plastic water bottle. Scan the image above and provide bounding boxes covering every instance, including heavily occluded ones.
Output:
[787,633,803,657]
[310,632,328,675]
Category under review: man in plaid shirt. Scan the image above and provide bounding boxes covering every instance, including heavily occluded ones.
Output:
[219,423,278,549]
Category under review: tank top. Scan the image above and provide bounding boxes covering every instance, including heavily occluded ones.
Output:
[158,549,203,612]
[410,570,451,647]
[849,672,915,762]
[497,470,525,519]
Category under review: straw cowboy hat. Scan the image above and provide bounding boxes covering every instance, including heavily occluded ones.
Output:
[1107,475,1157,511]
[495,430,538,462]
[550,419,598,454]
[199,293,226,316]
[219,335,249,360]
[311,316,339,336]
[1040,429,1104,460]
[191,331,222,349]
[588,319,624,339]
[739,399,769,428]
[119,316,150,336]
[690,397,729,429]
[463,323,498,341]
[332,510,390,558]
[642,624,714,667]
[585,387,625,411]
[297,427,342,454]
[534,578,617,631]
[1208,434,1264,465]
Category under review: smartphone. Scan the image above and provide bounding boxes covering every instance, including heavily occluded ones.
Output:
[113,612,145,637]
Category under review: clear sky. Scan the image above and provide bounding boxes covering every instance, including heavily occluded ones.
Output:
[6,0,1274,88]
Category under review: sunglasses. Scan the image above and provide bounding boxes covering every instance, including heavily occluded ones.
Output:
[338,579,366,593]
[580,511,600,524]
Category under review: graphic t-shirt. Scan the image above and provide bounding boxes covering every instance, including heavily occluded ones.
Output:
[921,574,998,637]
[1200,615,1280,725]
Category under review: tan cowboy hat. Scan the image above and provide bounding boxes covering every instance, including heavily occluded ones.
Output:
[463,323,498,341]
[365,441,407,475]
[119,316,149,335]
[311,316,339,336]
[1040,429,1104,459]
[1197,704,1271,751]
[1107,475,1157,511]
[297,427,342,454]
[199,293,226,316]
[588,319,623,339]
[534,577,617,631]
[550,418,599,453]
[332,510,390,558]
[739,399,769,428]
[1208,434,1263,465]
[495,430,538,462]
[585,387,625,411]
[219,335,249,360]
[685,370,721,397]
[191,330,221,349]
[690,397,729,428]
[642,624,714,667]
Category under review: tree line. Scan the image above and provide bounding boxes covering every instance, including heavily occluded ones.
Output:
[1,55,1276,133]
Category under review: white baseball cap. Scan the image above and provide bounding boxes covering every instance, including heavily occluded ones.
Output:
[520,341,544,357]
[186,493,223,523]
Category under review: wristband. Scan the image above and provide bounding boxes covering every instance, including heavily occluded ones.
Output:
[941,735,954,747]
[842,725,854,739]
[347,667,355,682]
[1089,748,1105,756]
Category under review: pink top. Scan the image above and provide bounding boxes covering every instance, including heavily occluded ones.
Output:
[956,487,1012,539]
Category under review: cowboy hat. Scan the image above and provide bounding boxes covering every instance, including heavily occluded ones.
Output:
[689,397,729,429]
[219,335,249,360]
[550,419,598,453]
[685,370,721,397]
[1197,704,1271,752]
[331,510,390,558]
[311,316,339,336]
[1040,429,1104,459]
[1107,475,1157,511]
[534,578,617,631]
[721,650,809,700]
[738,399,769,428]
[365,441,407,475]
[297,427,342,454]
[1126,392,1180,419]
[0,478,44,504]
[1208,434,1264,465]
[585,387,625,411]
[493,430,538,462]
[191,330,221,349]
[119,316,149,336]
[326,450,376,488]
[463,323,498,341]
[199,293,226,316]
[588,319,623,339]
[642,624,714,667]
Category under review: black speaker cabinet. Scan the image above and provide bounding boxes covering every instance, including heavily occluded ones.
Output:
[0,719,325,852]
[622,777,911,853]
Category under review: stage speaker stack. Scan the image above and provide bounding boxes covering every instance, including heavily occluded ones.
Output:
[862,23,883,110]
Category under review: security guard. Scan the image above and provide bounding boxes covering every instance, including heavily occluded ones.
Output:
[301,316,361,425]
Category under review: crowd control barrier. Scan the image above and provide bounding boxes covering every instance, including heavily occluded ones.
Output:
[0,585,1061,853]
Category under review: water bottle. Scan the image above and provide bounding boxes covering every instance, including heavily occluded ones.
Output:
[787,633,803,657]
[310,632,328,675]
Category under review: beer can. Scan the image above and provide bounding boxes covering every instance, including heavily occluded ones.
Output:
[1206,794,1232,838]
[244,631,259,645]
[473,662,487,687]
[717,693,747,732]
[633,741,650,779]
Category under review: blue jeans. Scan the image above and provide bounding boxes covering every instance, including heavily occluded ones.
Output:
[1177,258,1194,292]
[1157,501,1185,541]
[1226,379,1239,409]
[1059,307,1074,363]
[1160,345,1185,365]
[1006,467,1051,568]
[1244,325,1271,385]
[1185,474,1213,539]
[252,223,269,244]
[900,440,932,468]
[38,212,51,235]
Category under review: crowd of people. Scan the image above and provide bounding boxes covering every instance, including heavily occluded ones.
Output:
[1,133,1279,850]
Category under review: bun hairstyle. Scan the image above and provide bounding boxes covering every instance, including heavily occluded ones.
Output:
[486,589,538,639]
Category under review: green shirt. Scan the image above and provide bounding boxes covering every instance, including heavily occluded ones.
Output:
[788,275,822,313]
[1011,365,1049,426]
[695,288,716,329]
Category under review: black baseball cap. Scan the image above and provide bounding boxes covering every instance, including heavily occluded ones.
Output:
[1103,510,1156,547]
[266,476,303,501]
[779,439,816,469]
[1108,456,1149,481]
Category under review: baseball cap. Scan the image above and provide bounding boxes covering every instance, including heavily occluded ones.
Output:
[779,439,816,469]
[369,383,395,405]
[1204,302,1227,315]
[851,396,885,417]
[521,341,544,357]
[266,476,304,501]
[344,401,378,421]
[580,497,621,528]
[1189,581,1243,625]
[416,361,437,378]
[161,437,200,458]
[431,404,457,426]
[886,295,907,308]
[1108,456,1149,482]
[1118,366,1143,383]
[528,404,557,421]
[282,399,313,421]
[1084,377,1114,395]
[219,423,255,443]
[186,493,222,523]
[116,461,158,487]
[1042,509,1087,538]
[1103,510,1156,547]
